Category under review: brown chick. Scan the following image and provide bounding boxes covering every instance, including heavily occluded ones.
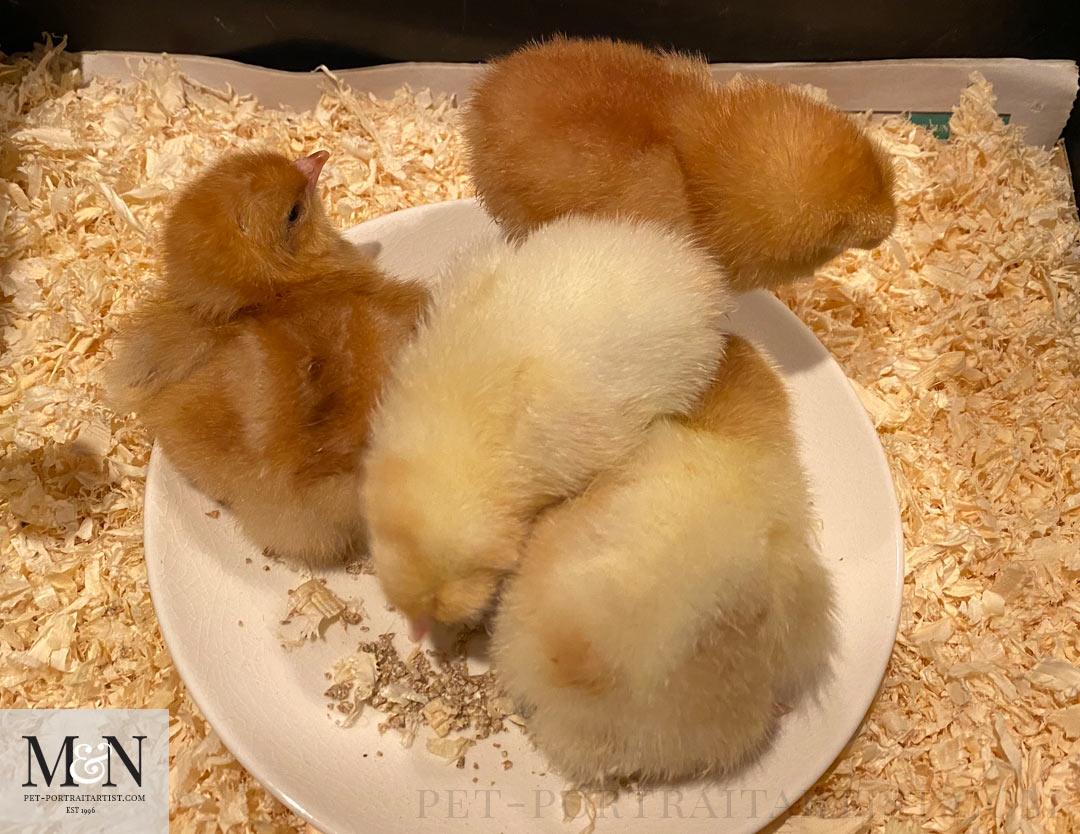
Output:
[464,36,896,292]
[159,149,360,320]
[110,150,428,564]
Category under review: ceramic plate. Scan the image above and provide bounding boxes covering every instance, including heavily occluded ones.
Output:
[145,199,903,834]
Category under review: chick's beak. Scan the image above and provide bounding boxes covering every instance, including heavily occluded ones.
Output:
[294,150,330,193]
[409,615,431,643]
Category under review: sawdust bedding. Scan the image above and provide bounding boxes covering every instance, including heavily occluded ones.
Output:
[1,36,1078,834]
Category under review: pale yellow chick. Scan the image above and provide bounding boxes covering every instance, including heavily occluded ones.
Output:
[361,215,731,630]
[492,336,836,783]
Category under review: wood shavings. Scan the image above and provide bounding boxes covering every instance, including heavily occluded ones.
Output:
[277,578,353,648]
[1028,657,1080,698]
[773,818,870,834]
[561,789,617,834]
[422,696,456,737]
[425,735,476,764]
[1047,705,1080,738]
[882,824,922,834]
[3,34,1079,832]
[562,790,585,824]
[778,71,1080,833]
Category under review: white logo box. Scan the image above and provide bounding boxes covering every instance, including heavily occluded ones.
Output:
[0,709,168,834]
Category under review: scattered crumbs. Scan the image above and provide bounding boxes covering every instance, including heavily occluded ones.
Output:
[327,630,513,756]
[263,566,270,572]
[322,650,377,728]
[473,762,479,770]
[345,559,375,576]
[472,777,478,784]
[502,760,513,771]
[342,610,363,626]
[237,620,243,627]
[500,750,508,759]
[204,509,220,519]
[244,557,253,564]
[324,683,352,701]
[376,751,383,758]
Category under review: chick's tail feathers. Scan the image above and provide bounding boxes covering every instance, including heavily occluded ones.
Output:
[106,305,219,414]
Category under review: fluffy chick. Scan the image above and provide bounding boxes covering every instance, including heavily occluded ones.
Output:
[464,36,896,292]
[361,215,731,629]
[492,336,836,784]
[111,150,427,564]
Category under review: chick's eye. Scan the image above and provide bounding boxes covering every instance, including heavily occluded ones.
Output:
[287,202,302,225]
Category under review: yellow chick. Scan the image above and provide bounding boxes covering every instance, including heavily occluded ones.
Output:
[492,336,836,783]
[464,36,896,292]
[361,215,731,631]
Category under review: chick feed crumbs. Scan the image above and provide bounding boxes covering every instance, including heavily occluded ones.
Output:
[279,574,516,749]
[327,631,516,748]
[2,35,1079,834]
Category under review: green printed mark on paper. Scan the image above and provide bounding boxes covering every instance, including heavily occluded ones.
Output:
[872,112,1012,140]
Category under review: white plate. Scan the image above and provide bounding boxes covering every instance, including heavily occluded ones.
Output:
[145,199,903,834]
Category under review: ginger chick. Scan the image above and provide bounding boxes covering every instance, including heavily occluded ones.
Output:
[111,150,428,564]
[464,36,895,292]
[361,215,731,632]
[492,336,836,784]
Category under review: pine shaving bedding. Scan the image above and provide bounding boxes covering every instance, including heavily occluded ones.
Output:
[1,36,1078,833]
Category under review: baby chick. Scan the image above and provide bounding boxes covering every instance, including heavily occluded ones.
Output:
[464,36,896,292]
[361,215,731,631]
[492,336,835,784]
[111,150,427,564]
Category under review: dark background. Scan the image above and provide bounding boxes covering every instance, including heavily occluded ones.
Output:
[3,0,1079,192]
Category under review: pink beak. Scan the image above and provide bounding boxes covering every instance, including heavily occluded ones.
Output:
[409,616,431,643]
[294,150,330,192]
